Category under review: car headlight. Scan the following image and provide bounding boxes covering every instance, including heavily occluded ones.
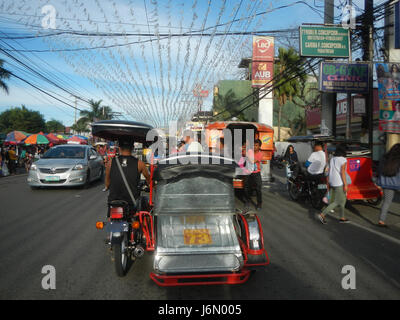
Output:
[72,164,85,170]
[30,164,37,171]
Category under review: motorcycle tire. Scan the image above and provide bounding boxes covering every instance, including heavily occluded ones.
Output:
[288,182,300,201]
[310,190,324,210]
[112,234,129,277]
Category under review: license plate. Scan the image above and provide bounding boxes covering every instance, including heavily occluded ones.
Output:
[183,229,212,245]
[105,222,129,233]
[45,176,60,182]
[318,184,327,189]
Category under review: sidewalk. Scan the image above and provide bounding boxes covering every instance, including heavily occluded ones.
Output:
[0,166,28,178]
[270,168,400,237]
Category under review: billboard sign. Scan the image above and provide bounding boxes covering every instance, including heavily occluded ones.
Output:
[252,36,274,61]
[300,26,350,58]
[376,63,400,133]
[251,62,274,88]
[319,62,369,93]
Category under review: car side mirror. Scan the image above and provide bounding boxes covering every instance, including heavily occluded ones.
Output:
[90,155,97,160]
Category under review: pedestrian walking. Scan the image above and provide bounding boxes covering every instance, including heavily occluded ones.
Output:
[318,144,349,224]
[7,145,18,175]
[243,139,263,211]
[376,143,400,227]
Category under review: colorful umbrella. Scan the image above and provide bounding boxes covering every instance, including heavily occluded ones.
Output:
[57,134,69,140]
[5,131,29,144]
[75,135,89,140]
[46,133,66,144]
[67,135,88,145]
[24,133,49,145]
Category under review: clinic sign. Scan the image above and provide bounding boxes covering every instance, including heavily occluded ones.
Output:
[300,26,350,58]
[319,62,369,93]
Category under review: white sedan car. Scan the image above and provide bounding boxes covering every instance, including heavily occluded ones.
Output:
[27,144,104,189]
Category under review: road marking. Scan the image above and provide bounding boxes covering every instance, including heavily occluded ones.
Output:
[346,221,400,246]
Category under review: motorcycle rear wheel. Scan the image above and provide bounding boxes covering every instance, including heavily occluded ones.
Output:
[288,182,300,201]
[112,234,129,277]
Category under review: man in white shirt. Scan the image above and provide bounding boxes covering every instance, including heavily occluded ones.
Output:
[305,142,326,176]
[183,130,204,153]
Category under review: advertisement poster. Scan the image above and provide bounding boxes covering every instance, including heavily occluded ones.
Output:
[251,61,274,88]
[252,36,274,62]
[319,62,369,93]
[376,63,400,133]
[299,26,350,58]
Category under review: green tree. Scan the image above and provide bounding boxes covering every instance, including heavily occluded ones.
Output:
[71,117,90,134]
[0,59,11,94]
[45,119,65,133]
[0,105,46,134]
[213,89,249,121]
[274,47,307,141]
[80,99,113,123]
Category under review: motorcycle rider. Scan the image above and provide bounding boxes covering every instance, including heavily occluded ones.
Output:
[105,139,151,210]
[305,141,326,180]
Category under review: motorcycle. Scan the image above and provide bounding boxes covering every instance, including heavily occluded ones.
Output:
[287,163,327,210]
[103,198,152,276]
[271,153,285,169]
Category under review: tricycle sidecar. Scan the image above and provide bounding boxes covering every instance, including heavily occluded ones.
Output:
[150,154,269,286]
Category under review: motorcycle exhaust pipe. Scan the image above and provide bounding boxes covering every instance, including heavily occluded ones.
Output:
[133,245,145,258]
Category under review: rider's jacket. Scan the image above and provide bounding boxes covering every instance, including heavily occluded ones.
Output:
[108,155,140,207]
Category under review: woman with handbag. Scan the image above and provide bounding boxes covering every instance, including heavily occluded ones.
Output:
[377,143,400,227]
[318,145,349,224]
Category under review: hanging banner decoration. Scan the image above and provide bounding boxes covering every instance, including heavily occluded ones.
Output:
[300,26,350,58]
[251,62,274,88]
[319,62,369,93]
[376,63,400,133]
[252,36,274,62]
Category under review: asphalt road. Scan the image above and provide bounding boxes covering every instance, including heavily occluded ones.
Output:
[0,173,399,300]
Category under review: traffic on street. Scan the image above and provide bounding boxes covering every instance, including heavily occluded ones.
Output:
[0,0,400,305]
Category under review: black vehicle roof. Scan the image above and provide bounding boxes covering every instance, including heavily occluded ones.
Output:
[154,153,239,181]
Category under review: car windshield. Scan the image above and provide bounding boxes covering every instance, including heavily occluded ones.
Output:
[42,147,86,159]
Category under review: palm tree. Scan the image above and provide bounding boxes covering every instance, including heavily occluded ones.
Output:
[213,89,248,121]
[274,47,307,141]
[80,99,113,123]
[0,59,11,94]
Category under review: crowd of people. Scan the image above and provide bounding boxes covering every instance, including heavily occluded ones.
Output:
[0,144,50,177]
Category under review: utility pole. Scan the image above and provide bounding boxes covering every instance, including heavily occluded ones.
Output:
[74,97,77,126]
[362,0,374,156]
[346,0,353,142]
[322,0,337,137]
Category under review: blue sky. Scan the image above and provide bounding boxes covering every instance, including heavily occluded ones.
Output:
[0,0,373,128]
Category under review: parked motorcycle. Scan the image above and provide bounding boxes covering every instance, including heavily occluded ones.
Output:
[271,153,285,170]
[287,163,327,210]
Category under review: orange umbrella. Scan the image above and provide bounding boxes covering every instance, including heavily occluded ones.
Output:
[24,134,49,145]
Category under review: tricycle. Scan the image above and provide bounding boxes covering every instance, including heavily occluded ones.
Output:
[92,120,269,286]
